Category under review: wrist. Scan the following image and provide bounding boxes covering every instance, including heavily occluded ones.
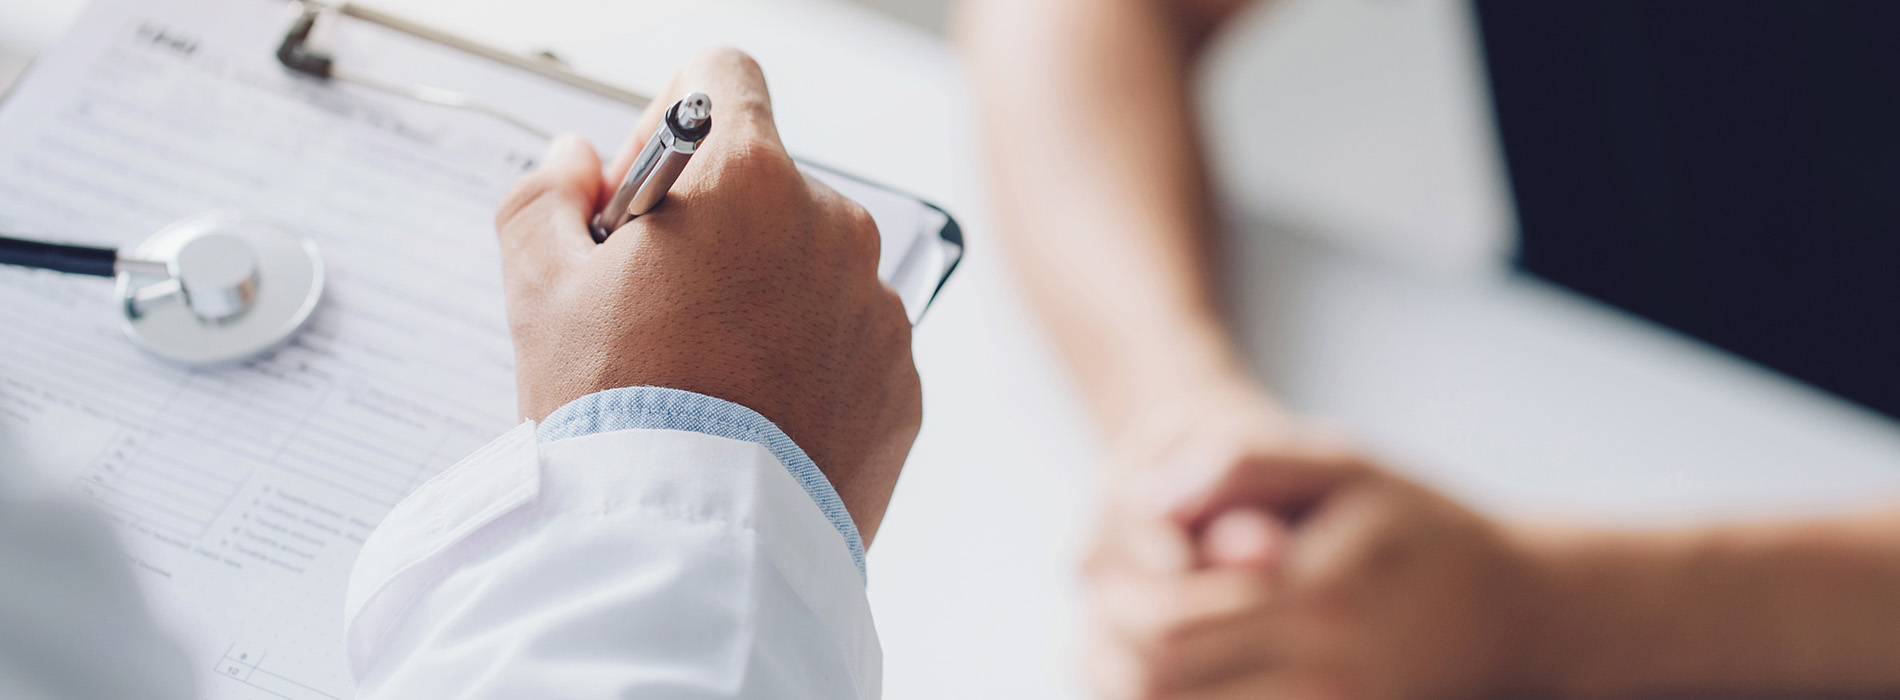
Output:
[1507,524,1743,699]
[1501,525,1656,698]
[1091,326,1264,431]
[1104,360,1288,468]
[1491,524,1574,698]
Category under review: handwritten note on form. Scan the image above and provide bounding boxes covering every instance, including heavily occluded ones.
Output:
[0,0,644,697]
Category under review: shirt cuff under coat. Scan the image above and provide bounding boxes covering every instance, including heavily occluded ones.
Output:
[536,385,867,578]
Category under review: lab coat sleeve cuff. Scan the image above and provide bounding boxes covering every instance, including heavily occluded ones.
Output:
[343,420,882,699]
[536,386,866,578]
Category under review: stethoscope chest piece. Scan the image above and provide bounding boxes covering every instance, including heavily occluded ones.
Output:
[116,212,324,365]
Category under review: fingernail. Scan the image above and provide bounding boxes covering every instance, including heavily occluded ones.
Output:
[541,134,584,168]
[1202,508,1285,571]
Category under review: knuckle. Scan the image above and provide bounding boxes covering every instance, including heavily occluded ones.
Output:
[844,200,881,263]
[699,47,771,123]
[704,138,794,190]
[696,46,763,78]
[689,47,772,121]
[871,287,916,377]
[871,291,915,370]
[895,343,922,393]
[876,282,909,328]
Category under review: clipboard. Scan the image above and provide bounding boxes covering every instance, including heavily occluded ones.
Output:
[270,0,962,324]
[280,2,652,110]
[0,0,958,697]
[1,2,963,324]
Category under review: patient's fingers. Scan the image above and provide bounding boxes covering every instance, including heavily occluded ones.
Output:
[1088,568,1283,694]
[1164,671,1341,700]
[1091,568,1275,646]
[1086,504,1196,577]
[1200,507,1287,571]
[1159,447,1367,535]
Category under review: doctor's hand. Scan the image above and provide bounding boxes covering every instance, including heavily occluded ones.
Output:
[493,48,921,543]
[1085,424,1547,700]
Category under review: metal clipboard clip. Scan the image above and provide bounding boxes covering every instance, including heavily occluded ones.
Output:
[268,1,963,324]
[273,0,650,140]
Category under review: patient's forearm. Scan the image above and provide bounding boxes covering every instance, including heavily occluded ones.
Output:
[1519,513,1900,696]
[957,0,1266,433]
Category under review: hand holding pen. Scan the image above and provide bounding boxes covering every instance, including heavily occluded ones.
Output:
[493,49,918,542]
[591,92,713,242]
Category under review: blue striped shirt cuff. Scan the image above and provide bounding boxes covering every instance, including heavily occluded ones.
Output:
[535,386,866,579]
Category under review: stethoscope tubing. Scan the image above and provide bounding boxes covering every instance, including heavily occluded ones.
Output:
[0,235,118,277]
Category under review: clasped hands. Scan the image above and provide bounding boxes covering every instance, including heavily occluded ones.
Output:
[1086,385,1551,700]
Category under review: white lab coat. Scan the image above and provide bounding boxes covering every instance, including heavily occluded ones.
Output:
[345,421,882,699]
[0,417,878,700]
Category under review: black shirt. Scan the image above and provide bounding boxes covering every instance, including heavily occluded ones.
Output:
[1476,0,1900,418]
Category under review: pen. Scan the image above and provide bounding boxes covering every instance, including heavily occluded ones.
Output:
[591,92,713,243]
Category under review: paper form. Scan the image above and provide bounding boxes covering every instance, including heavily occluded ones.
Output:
[0,0,953,696]
[0,0,640,697]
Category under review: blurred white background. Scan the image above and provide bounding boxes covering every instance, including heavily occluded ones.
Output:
[839,0,1520,277]
[838,0,1522,277]
[2,0,1516,277]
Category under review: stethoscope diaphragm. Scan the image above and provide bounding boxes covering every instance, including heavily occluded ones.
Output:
[0,211,326,366]
[114,212,325,365]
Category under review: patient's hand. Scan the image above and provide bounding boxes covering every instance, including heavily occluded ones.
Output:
[1086,414,1543,700]
[494,48,920,543]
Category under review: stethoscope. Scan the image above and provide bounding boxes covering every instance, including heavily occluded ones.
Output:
[0,212,325,365]
[0,2,578,366]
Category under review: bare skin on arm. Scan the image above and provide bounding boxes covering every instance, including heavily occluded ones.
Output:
[956,0,1266,444]
[957,0,1900,696]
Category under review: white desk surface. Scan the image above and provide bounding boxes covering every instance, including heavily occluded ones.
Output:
[7,2,1900,700]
